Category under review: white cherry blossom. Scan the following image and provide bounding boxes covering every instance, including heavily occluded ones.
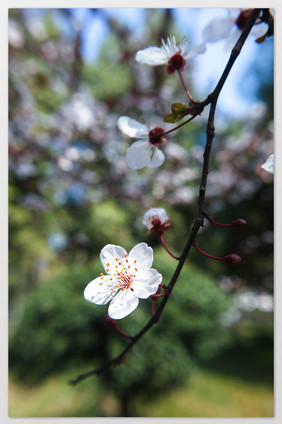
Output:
[202,9,268,51]
[117,116,166,169]
[135,35,206,74]
[84,242,162,319]
[261,154,274,174]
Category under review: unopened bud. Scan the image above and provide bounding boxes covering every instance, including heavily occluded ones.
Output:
[223,254,242,265]
[231,219,247,228]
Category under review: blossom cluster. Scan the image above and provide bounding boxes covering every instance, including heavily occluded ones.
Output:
[84,8,273,320]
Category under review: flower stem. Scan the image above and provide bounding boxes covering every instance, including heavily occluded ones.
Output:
[162,115,196,137]
[106,315,133,339]
[160,235,180,260]
[206,216,232,227]
[177,69,197,103]
[193,242,224,262]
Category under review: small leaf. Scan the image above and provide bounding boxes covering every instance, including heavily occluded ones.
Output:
[171,102,188,114]
[163,113,176,123]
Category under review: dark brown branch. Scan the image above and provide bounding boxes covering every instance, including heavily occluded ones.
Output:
[69,8,262,386]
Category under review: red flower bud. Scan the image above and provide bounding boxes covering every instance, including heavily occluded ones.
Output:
[223,254,242,265]
[231,219,247,228]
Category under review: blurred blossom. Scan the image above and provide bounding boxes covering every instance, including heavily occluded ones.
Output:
[258,293,273,312]
[172,168,199,186]
[226,132,252,151]
[40,40,60,62]
[261,231,273,245]
[48,233,68,250]
[234,290,259,312]
[234,290,273,313]
[27,19,47,40]
[19,194,50,212]
[247,101,267,121]
[60,94,96,133]
[8,20,25,48]
[14,162,38,178]
[202,8,268,51]
[164,142,188,163]
[221,306,242,327]
[57,156,75,172]
[261,154,274,174]
[169,187,196,205]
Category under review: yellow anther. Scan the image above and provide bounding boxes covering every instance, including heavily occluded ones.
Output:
[100,273,104,276]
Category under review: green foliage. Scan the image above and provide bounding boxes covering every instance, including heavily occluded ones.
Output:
[83,62,133,101]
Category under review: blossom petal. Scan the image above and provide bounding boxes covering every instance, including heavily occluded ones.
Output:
[186,42,206,59]
[117,116,148,138]
[202,16,234,43]
[223,28,241,52]
[250,22,269,38]
[108,289,139,319]
[84,276,117,305]
[135,46,168,66]
[131,268,162,299]
[100,244,128,274]
[261,154,274,174]
[126,140,152,169]
[128,242,153,270]
[147,147,165,168]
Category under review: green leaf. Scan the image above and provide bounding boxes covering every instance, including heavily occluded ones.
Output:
[171,102,188,114]
[164,102,188,123]
[164,113,177,123]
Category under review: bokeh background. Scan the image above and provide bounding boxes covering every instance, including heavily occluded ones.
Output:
[8,8,274,417]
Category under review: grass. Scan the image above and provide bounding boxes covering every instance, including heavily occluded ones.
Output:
[134,369,273,417]
[9,329,273,417]
[9,366,273,417]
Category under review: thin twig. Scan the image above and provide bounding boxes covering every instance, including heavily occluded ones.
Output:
[69,8,262,386]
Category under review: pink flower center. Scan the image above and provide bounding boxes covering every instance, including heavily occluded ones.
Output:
[149,127,167,147]
[166,52,186,74]
[116,271,134,291]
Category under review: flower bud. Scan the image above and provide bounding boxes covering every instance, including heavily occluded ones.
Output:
[143,208,172,236]
[223,254,242,265]
[231,219,247,228]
